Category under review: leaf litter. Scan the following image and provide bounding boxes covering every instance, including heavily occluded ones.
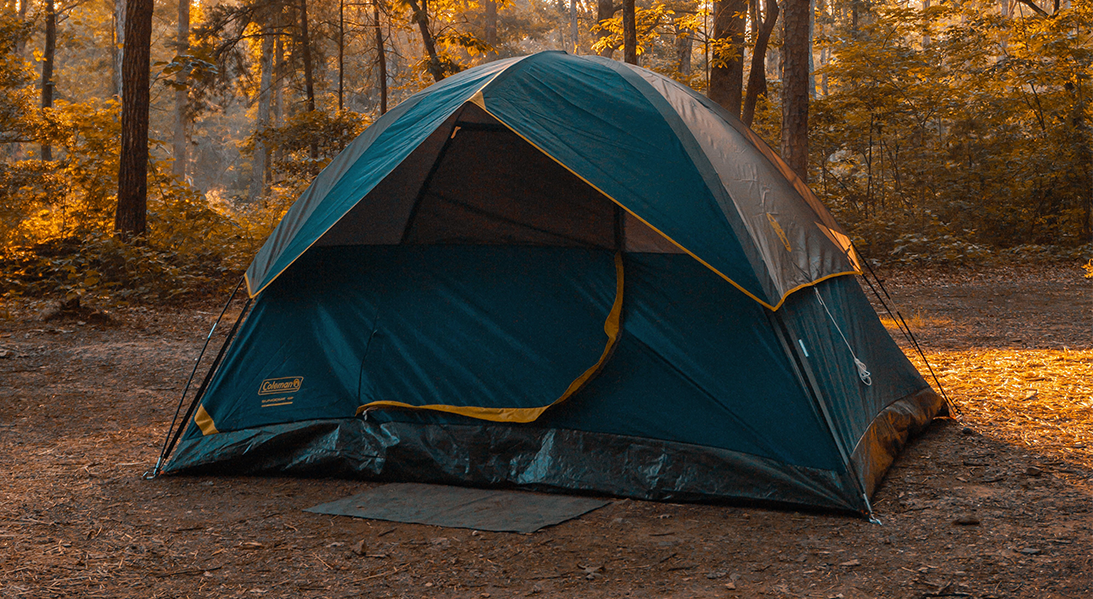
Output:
[0,263,1090,598]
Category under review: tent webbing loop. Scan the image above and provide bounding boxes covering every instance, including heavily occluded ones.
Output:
[851,246,957,417]
[813,287,872,387]
[146,280,252,478]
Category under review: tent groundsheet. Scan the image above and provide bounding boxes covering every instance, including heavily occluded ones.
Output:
[304,483,611,533]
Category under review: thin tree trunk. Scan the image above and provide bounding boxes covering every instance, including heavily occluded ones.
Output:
[16,0,29,59]
[173,0,189,177]
[251,27,275,200]
[484,0,497,55]
[338,0,344,110]
[742,0,778,126]
[115,0,154,241]
[374,0,387,114]
[40,0,55,161]
[622,0,636,64]
[708,0,746,116]
[674,18,692,77]
[113,0,125,98]
[781,0,810,180]
[272,19,284,173]
[298,0,318,160]
[274,22,283,128]
[570,0,578,53]
[407,0,444,82]
[596,0,615,57]
[921,0,930,46]
[299,0,315,113]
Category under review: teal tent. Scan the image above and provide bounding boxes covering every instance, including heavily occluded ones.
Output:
[163,52,944,516]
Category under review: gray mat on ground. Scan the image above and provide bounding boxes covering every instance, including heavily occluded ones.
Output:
[304,483,611,533]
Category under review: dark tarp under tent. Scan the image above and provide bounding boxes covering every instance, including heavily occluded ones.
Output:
[161,51,945,516]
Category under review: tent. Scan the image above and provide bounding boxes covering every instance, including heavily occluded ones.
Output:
[162,51,944,516]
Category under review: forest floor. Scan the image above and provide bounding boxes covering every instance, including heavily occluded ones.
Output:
[1,263,1091,599]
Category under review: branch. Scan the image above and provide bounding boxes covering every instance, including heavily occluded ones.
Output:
[1013,0,1049,17]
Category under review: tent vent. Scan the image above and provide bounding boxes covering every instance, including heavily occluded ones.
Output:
[813,288,872,387]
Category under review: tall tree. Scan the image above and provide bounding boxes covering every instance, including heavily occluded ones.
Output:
[595,0,616,57]
[250,21,275,199]
[708,0,746,115]
[742,0,778,126]
[337,0,344,110]
[115,0,154,240]
[112,0,125,97]
[173,0,190,177]
[780,0,809,180]
[298,0,318,159]
[407,0,444,82]
[40,0,56,161]
[483,0,497,56]
[298,0,316,113]
[569,0,577,52]
[374,0,387,113]
[674,17,692,78]
[16,0,29,60]
[622,0,636,63]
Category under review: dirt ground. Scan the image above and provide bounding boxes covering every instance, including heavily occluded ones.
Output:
[1,264,1091,599]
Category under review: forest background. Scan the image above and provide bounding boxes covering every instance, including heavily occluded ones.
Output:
[0,0,1090,304]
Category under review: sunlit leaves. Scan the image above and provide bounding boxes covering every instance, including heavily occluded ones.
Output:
[813,0,1092,260]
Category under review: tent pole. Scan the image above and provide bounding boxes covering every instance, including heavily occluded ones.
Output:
[146,280,250,478]
[156,294,253,476]
[766,309,876,519]
[399,116,463,243]
[852,246,957,417]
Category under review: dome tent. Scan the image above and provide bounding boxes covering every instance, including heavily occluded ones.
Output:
[161,52,944,516]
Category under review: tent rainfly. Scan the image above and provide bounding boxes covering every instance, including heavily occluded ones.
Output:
[161,52,945,516]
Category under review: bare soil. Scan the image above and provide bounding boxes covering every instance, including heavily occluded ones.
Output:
[1,264,1091,599]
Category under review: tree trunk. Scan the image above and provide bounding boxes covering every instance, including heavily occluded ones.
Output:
[622,0,636,64]
[250,27,275,200]
[708,0,746,116]
[272,19,284,171]
[374,0,387,114]
[407,0,444,82]
[674,18,692,78]
[484,0,497,56]
[781,0,810,180]
[115,0,154,241]
[921,0,930,46]
[807,0,815,99]
[570,0,578,53]
[273,22,283,128]
[596,0,615,57]
[298,0,316,113]
[173,0,189,178]
[40,0,55,161]
[16,0,29,60]
[298,0,318,160]
[742,0,778,126]
[338,0,344,111]
[112,0,125,98]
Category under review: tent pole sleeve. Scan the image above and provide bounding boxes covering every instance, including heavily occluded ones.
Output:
[765,309,873,517]
[152,294,254,476]
[399,114,462,244]
[147,278,244,478]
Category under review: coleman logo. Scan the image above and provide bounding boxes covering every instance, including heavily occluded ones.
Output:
[259,377,303,396]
